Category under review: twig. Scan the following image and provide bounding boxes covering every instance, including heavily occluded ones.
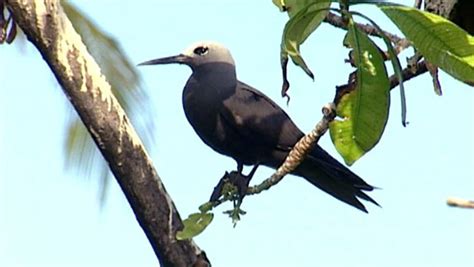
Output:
[247,103,336,195]
[389,60,428,89]
[325,12,411,57]
[447,197,474,209]
[425,60,442,95]
[324,12,404,44]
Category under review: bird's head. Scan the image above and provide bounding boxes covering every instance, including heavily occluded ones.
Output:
[138,41,235,69]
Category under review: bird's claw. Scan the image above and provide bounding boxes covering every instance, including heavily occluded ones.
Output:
[223,205,247,227]
[209,170,250,203]
[229,170,251,202]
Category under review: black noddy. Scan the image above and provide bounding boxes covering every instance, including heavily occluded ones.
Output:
[139,41,378,212]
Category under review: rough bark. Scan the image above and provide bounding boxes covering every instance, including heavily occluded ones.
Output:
[4,0,208,266]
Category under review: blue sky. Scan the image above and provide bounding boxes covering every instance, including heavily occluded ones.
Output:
[1,1,473,267]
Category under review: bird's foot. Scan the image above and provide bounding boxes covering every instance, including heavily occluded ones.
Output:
[209,165,259,226]
[223,204,247,227]
[209,170,250,203]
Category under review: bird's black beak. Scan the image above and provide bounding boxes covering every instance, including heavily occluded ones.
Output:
[138,54,192,66]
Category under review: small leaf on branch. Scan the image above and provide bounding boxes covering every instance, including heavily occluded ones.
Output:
[176,212,214,240]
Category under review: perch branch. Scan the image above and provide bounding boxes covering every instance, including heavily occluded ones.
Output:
[247,103,336,194]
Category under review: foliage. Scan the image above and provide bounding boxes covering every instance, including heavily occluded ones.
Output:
[276,0,473,164]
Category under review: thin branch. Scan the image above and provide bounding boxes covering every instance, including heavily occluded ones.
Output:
[4,0,208,266]
[247,103,336,194]
[324,12,404,44]
[325,12,412,58]
[389,60,428,89]
[447,197,474,209]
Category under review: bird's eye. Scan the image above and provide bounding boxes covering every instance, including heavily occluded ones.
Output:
[193,46,209,56]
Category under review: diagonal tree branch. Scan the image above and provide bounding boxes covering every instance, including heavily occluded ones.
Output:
[4,0,208,266]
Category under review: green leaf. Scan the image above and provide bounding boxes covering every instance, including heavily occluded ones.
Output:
[282,0,330,73]
[350,9,407,125]
[380,5,474,84]
[329,19,390,165]
[280,0,331,95]
[176,213,214,240]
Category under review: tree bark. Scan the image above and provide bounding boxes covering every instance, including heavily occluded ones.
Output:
[4,0,208,266]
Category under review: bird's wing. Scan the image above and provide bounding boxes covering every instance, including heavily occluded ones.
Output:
[219,81,303,151]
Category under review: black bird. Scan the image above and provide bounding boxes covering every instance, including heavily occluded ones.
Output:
[139,41,378,212]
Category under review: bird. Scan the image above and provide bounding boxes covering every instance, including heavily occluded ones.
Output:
[139,41,378,212]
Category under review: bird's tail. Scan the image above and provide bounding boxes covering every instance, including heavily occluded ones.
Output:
[293,146,379,212]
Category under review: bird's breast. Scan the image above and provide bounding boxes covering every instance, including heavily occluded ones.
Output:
[182,77,232,153]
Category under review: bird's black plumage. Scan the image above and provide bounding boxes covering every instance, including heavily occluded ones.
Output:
[139,41,378,212]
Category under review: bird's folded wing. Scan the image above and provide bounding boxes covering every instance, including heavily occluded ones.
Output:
[219,81,303,151]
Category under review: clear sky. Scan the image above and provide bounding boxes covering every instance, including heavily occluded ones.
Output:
[1,1,473,267]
